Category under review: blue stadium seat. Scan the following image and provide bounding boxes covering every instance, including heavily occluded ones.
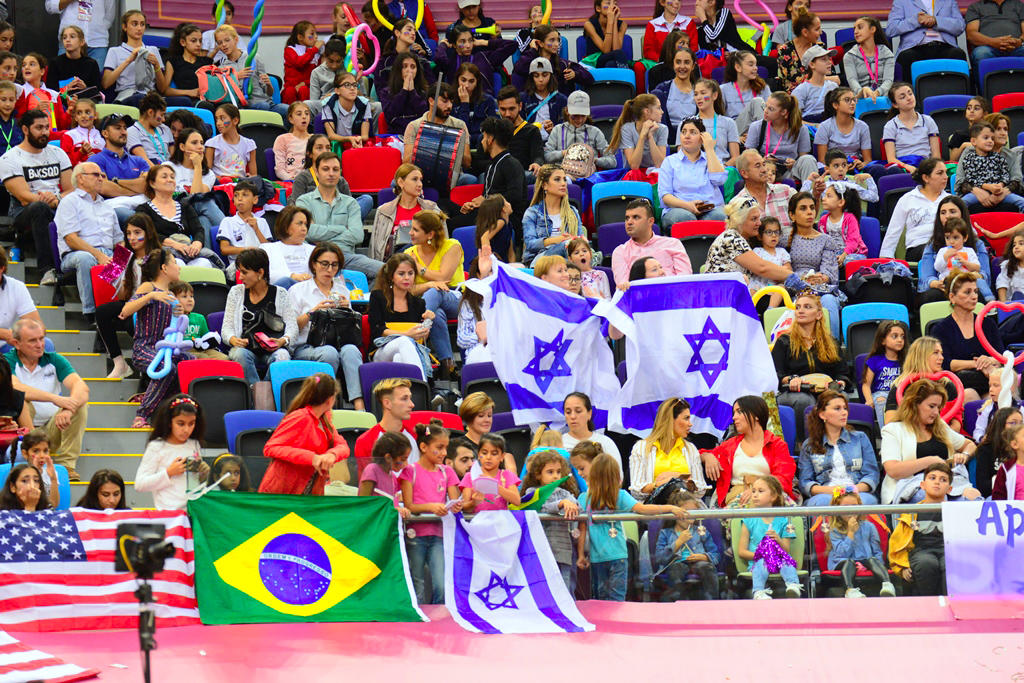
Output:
[834,27,855,46]
[592,181,654,227]
[341,270,370,295]
[166,105,215,129]
[452,226,477,267]
[860,216,881,259]
[586,67,637,107]
[910,59,970,102]
[841,302,910,357]
[778,405,796,458]
[855,96,890,119]
[269,360,334,411]
[0,463,72,509]
[575,34,633,61]
[977,56,1024,99]
[224,410,284,456]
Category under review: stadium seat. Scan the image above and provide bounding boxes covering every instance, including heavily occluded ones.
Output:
[910,59,970,102]
[923,95,972,157]
[672,220,725,271]
[224,409,284,459]
[269,360,334,412]
[166,105,215,129]
[95,103,140,120]
[834,27,855,46]
[586,67,637,107]
[592,104,623,142]
[859,107,890,161]
[876,173,917,227]
[992,93,1024,142]
[177,359,251,446]
[238,122,286,179]
[462,362,511,413]
[597,222,629,257]
[778,404,796,457]
[378,186,439,205]
[843,257,910,280]
[332,409,379,462]
[263,149,278,181]
[341,270,370,297]
[808,514,891,597]
[405,411,463,432]
[452,226,478,267]
[178,359,245,392]
[971,212,1024,255]
[359,362,431,419]
[342,146,403,193]
[575,34,633,62]
[178,266,229,318]
[592,181,654,227]
[918,301,987,335]
[962,399,985,439]
[239,109,284,127]
[859,217,881,259]
[841,302,910,357]
[450,183,484,206]
[978,57,1024,99]
[0,463,72,509]
[730,515,808,593]
[854,96,890,119]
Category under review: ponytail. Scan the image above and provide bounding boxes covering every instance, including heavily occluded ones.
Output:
[605,94,658,154]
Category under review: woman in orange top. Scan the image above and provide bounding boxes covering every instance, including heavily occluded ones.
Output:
[259,372,350,494]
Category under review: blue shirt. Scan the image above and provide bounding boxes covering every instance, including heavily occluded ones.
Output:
[655,525,720,570]
[578,489,637,563]
[742,515,794,553]
[93,147,148,181]
[797,429,881,498]
[658,150,727,207]
[827,520,882,569]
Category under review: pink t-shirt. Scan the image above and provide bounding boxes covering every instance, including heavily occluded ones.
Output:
[359,462,398,500]
[459,470,522,511]
[397,462,459,536]
[1015,464,1024,500]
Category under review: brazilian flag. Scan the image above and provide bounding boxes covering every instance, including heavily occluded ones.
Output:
[189,491,426,624]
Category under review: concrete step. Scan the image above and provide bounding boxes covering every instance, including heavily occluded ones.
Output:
[49,330,98,353]
[70,480,153,509]
[64,353,111,378]
[77,453,142,481]
[85,402,137,425]
[6,261,24,281]
[83,427,150,454]
[83,377,143,402]
[37,306,65,331]
[26,283,52,306]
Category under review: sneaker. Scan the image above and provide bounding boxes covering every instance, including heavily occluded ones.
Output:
[845,587,866,598]
[752,589,772,600]
[879,581,896,597]
[40,269,57,286]
[785,582,802,598]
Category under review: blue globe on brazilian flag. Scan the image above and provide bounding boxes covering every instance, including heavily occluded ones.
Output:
[189,492,426,624]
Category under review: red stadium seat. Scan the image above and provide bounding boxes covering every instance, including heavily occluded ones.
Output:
[177,359,246,394]
[843,258,910,280]
[670,220,726,239]
[342,146,402,193]
[971,212,1024,256]
[450,183,484,206]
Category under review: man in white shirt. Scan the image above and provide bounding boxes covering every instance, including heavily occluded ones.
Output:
[0,111,72,285]
[0,247,40,346]
[53,161,121,322]
[6,319,89,480]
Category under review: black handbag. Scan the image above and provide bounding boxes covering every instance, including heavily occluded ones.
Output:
[307,307,362,349]
[242,307,286,350]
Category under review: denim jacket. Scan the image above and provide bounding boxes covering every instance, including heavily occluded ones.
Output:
[918,239,991,293]
[797,428,880,497]
[655,525,720,571]
[827,522,883,569]
[521,202,583,265]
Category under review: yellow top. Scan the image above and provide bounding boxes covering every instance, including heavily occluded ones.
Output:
[407,238,466,288]
[653,438,690,478]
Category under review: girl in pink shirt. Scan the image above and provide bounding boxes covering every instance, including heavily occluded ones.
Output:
[818,185,867,262]
[460,433,522,511]
[398,419,462,603]
[358,431,411,518]
[273,101,312,181]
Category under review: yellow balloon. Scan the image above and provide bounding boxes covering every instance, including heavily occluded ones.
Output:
[372,0,423,32]
[541,0,552,24]
[751,286,794,309]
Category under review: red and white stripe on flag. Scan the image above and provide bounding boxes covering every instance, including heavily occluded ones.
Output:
[0,630,99,682]
[0,509,200,632]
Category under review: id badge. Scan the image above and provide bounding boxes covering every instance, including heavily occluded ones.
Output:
[77,0,93,22]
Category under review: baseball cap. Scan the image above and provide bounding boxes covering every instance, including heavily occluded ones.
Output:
[457,0,480,7]
[566,91,590,116]
[529,57,552,74]
[99,113,134,130]
[801,44,836,67]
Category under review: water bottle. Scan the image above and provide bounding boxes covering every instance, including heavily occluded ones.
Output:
[9,247,20,262]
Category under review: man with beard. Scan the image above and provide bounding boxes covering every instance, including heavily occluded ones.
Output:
[496,86,543,179]
[401,82,472,190]
[90,113,150,225]
[0,110,72,284]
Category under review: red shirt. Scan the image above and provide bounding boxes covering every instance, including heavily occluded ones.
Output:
[353,424,419,476]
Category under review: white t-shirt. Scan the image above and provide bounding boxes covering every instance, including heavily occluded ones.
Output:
[103,44,164,99]
[170,162,217,194]
[561,430,623,474]
[217,214,272,264]
[288,277,352,346]
[0,144,71,197]
[0,277,36,331]
[260,241,315,283]
[205,134,257,178]
[126,122,173,164]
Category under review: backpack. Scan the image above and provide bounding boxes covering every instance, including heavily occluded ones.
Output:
[561,142,596,180]
[197,65,248,107]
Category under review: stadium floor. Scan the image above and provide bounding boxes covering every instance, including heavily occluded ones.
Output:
[17,597,1024,682]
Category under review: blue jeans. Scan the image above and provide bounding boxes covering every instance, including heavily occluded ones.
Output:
[804,491,878,506]
[971,44,1024,63]
[820,293,841,341]
[962,191,1024,214]
[529,242,569,267]
[591,558,628,601]
[750,558,799,591]
[191,196,226,247]
[354,194,373,221]
[661,206,727,229]
[406,534,445,604]
[293,343,362,401]
[421,287,460,361]
[871,390,887,426]
[247,100,291,118]
[61,247,113,314]
[343,252,384,289]
[273,276,298,290]
[228,345,290,385]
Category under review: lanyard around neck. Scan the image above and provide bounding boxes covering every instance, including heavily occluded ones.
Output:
[859,45,879,85]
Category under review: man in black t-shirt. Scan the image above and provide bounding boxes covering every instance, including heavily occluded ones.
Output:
[496,86,542,180]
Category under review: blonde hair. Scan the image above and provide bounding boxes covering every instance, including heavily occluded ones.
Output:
[893,336,941,390]
[645,397,688,454]
[895,379,954,453]
[0,80,18,96]
[533,254,567,279]
[530,165,580,238]
[530,424,564,448]
[787,293,840,364]
[459,391,495,425]
[214,24,239,40]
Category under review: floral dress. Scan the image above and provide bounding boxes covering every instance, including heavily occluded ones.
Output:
[776,40,834,92]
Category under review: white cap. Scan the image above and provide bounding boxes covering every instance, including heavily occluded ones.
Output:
[801,44,836,67]
[566,91,590,116]
[529,57,553,73]
[457,0,480,7]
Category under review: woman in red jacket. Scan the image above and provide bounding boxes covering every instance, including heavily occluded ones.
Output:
[258,373,349,494]
[707,395,796,507]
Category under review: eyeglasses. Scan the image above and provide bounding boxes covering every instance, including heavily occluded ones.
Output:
[763,229,781,236]
[338,82,358,89]
[315,260,341,269]
[840,97,857,104]
[568,276,582,284]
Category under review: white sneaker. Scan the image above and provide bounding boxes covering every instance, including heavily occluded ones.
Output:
[879,581,896,597]
[40,269,57,286]
[845,587,866,598]
[752,589,772,600]
[785,582,802,598]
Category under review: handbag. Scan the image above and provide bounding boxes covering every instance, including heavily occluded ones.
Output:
[241,307,285,349]
[307,307,362,350]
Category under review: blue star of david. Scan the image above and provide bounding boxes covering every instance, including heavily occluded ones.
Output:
[474,571,524,610]
[685,317,731,387]
[522,329,572,393]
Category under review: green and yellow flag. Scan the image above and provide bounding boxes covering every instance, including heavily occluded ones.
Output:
[189,491,426,624]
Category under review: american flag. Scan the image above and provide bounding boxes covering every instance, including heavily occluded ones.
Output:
[0,509,200,632]
[0,629,98,682]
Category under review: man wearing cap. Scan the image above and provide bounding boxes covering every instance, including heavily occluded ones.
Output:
[402,81,473,190]
[52,162,120,324]
[496,85,543,179]
[790,45,839,122]
[91,113,149,224]
[0,110,72,285]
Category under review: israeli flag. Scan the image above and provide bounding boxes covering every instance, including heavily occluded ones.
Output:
[443,511,595,634]
[466,261,619,425]
[594,274,777,436]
